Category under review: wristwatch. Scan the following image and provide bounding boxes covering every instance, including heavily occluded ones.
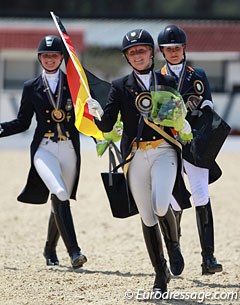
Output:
[0,124,4,134]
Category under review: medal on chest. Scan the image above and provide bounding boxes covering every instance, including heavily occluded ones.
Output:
[133,72,158,116]
[51,109,66,122]
[135,92,152,115]
[42,70,66,122]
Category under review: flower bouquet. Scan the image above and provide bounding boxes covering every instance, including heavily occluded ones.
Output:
[150,85,187,131]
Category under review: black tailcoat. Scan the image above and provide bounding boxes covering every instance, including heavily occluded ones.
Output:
[0,71,80,204]
[161,65,222,183]
[95,71,191,210]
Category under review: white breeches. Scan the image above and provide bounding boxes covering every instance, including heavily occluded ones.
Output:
[34,138,77,201]
[128,141,178,227]
[171,159,209,211]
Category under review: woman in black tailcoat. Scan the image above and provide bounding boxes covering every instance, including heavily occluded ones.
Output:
[87,29,192,294]
[0,35,87,269]
[158,24,223,275]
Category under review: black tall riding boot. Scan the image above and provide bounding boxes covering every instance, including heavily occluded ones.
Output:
[141,220,171,294]
[196,201,223,275]
[51,194,87,269]
[173,210,182,243]
[158,206,184,276]
[43,211,60,266]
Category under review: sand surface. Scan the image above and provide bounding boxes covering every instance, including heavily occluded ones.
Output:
[0,147,239,305]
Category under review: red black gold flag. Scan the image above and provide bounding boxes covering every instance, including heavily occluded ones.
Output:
[51,11,110,140]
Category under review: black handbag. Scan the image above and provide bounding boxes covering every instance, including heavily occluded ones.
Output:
[183,108,231,169]
[101,142,138,219]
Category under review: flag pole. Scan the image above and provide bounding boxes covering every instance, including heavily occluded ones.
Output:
[50,11,90,96]
[50,11,101,120]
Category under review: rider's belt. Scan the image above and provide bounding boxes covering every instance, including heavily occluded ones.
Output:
[43,131,69,142]
[132,138,164,150]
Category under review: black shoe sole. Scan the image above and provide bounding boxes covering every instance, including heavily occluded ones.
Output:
[170,253,185,276]
[72,254,87,269]
[202,264,223,275]
[171,262,184,276]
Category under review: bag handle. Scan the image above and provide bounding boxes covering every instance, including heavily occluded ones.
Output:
[107,142,124,186]
[107,115,145,184]
[110,115,145,173]
[108,142,122,173]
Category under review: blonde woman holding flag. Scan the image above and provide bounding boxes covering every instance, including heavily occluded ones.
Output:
[87,28,192,295]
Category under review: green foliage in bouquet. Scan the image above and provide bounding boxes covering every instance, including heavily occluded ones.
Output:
[104,120,123,142]
[96,140,109,157]
[96,119,123,157]
[150,87,187,131]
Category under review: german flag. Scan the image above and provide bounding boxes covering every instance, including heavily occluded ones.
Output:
[51,12,110,140]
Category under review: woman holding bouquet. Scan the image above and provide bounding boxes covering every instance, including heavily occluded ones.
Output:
[158,24,223,275]
[87,29,191,294]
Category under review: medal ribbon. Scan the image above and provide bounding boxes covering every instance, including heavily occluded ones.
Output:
[134,71,158,119]
[42,70,65,141]
[42,70,63,110]
[133,71,157,92]
[151,71,158,91]
[133,71,158,95]
[165,61,186,92]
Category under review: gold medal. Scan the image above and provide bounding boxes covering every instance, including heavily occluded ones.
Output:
[135,92,152,115]
[42,71,66,122]
[51,109,66,122]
